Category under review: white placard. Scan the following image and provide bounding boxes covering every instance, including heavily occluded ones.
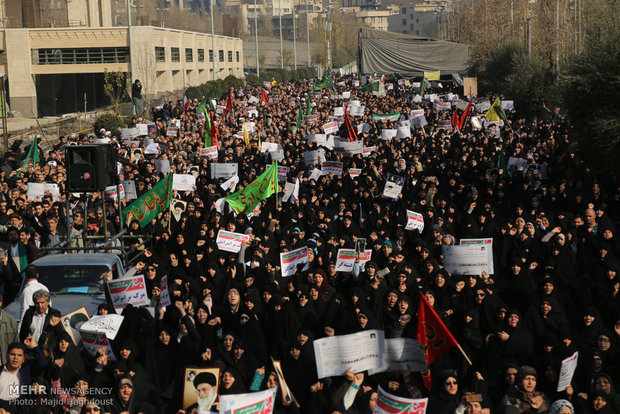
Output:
[154,159,171,173]
[308,168,322,181]
[172,174,196,191]
[321,161,344,176]
[220,387,277,414]
[434,102,452,111]
[307,134,327,145]
[557,352,578,392]
[27,183,60,201]
[121,128,139,139]
[210,163,238,179]
[216,230,251,253]
[107,275,149,308]
[382,174,404,200]
[159,275,171,308]
[280,246,309,277]
[269,149,285,162]
[368,338,427,375]
[412,116,428,129]
[381,129,397,140]
[322,121,339,135]
[261,142,278,153]
[334,107,344,117]
[303,149,325,166]
[313,330,386,379]
[349,105,365,117]
[406,210,424,232]
[200,146,219,159]
[457,99,470,111]
[79,330,115,361]
[397,126,411,138]
[120,180,137,200]
[442,245,491,275]
[335,249,357,272]
[334,139,363,155]
[79,314,124,341]
[460,238,494,274]
[475,101,491,113]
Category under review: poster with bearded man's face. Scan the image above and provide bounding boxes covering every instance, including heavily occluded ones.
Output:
[183,367,220,413]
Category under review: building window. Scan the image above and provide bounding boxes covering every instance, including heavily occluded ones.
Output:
[155,46,165,62]
[236,51,240,62]
[410,24,414,30]
[228,51,233,62]
[416,30,420,35]
[219,50,224,62]
[32,47,129,65]
[402,18,407,25]
[185,48,193,62]
[209,50,214,62]
[198,49,205,62]
[171,47,180,62]
[378,17,382,23]
[416,18,419,23]
[401,7,406,13]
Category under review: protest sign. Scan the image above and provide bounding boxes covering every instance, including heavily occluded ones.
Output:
[121,127,140,139]
[321,161,344,176]
[271,359,299,407]
[335,249,357,272]
[374,386,428,414]
[438,120,452,130]
[349,105,365,116]
[280,246,309,277]
[382,129,397,140]
[460,238,494,274]
[154,159,171,174]
[442,245,491,275]
[557,352,578,392]
[217,230,251,253]
[306,134,327,145]
[322,121,339,135]
[358,250,372,270]
[107,275,149,308]
[182,367,220,412]
[27,183,60,201]
[61,306,90,346]
[406,210,425,232]
[308,168,322,181]
[397,126,412,138]
[79,314,124,341]
[412,116,428,129]
[334,107,344,117]
[216,104,226,114]
[334,139,364,155]
[79,330,115,361]
[368,338,427,375]
[219,387,277,414]
[362,146,376,157]
[200,146,219,159]
[313,330,386,379]
[303,149,325,166]
[410,109,425,118]
[260,142,278,153]
[104,184,125,201]
[166,126,178,137]
[172,174,196,191]
[383,174,404,200]
[210,163,239,179]
[349,168,362,178]
[159,275,172,308]
[434,102,452,111]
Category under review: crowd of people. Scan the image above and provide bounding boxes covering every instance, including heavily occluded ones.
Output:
[0,73,618,414]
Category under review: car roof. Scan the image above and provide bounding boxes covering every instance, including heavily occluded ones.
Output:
[32,253,121,268]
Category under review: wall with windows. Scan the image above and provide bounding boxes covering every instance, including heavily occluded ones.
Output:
[0,26,243,117]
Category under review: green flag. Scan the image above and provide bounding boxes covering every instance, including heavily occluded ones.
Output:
[360,81,380,93]
[419,79,427,96]
[122,173,173,227]
[311,75,332,91]
[371,112,401,122]
[207,86,218,110]
[226,162,279,214]
[18,136,40,177]
[197,97,209,113]
[204,110,213,147]
[499,148,509,178]
[297,104,304,129]
[306,97,312,116]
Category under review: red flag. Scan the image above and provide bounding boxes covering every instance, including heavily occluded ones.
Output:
[344,104,358,142]
[183,94,191,113]
[417,291,459,389]
[210,111,219,146]
[457,98,474,130]
[261,89,269,105]
[451,109,459,129]
[219,91,233,126]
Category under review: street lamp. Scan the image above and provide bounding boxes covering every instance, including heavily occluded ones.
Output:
[306,0,310,66]
[254,0,259,76]
[279,0,284,69]
[211,0,216,80]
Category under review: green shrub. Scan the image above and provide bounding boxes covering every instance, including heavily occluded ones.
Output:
[93,113,125,137]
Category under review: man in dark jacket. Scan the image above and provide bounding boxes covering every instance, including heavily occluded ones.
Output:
[0,339,48,402]
[132,79,143,116]
[19,289,62,345]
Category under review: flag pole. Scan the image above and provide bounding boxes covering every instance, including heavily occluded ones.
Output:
[456,344,473,366]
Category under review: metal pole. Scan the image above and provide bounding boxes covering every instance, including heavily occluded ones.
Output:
[101,191,108,245]
[528,17,532,59]
[556,0,560,74]
[510,0,513,35]
[0,75,7,153]
[126,0,134,86]
[306,0,310,66]
[279,0,284,69]
[292,6,297,69]
[211,0,216,80]
[327,10,332,70]
[254,0,259,76]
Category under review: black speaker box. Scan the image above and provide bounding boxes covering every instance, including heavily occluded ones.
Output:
[66,144,118,192]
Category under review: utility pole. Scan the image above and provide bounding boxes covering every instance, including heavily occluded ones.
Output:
[254,0,260,75]
[211,0,216,80]
[126,0,134,85]
[306,0,310,66]
[0,74,7,153]
[556,0,560,74]
[292,5,297,69]
[279,0,284,69]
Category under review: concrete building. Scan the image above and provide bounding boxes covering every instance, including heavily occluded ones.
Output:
[0,0,244,117]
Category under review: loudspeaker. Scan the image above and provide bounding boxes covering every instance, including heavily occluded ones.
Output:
[66,144,118,192]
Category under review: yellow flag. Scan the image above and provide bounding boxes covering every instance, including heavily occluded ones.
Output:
[486,97,506,122]
[424,71,441,81]
[258,131,262,151]
[243,121,250,149]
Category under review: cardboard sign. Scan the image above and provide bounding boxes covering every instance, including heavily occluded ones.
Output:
[321,161,343,176]
[27,183,60,201]
[200,146,219,159]
[216,230,251,253]
[172,174,196,191]
[406,210,424,232]
[159,275,172,308]
[210,163,239,179]
[322,121,339,135]
[280,246,309,277]
[79,330,116,361]
[79,314,124,341]
[107,275,149,308]
[335,248,356,272]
